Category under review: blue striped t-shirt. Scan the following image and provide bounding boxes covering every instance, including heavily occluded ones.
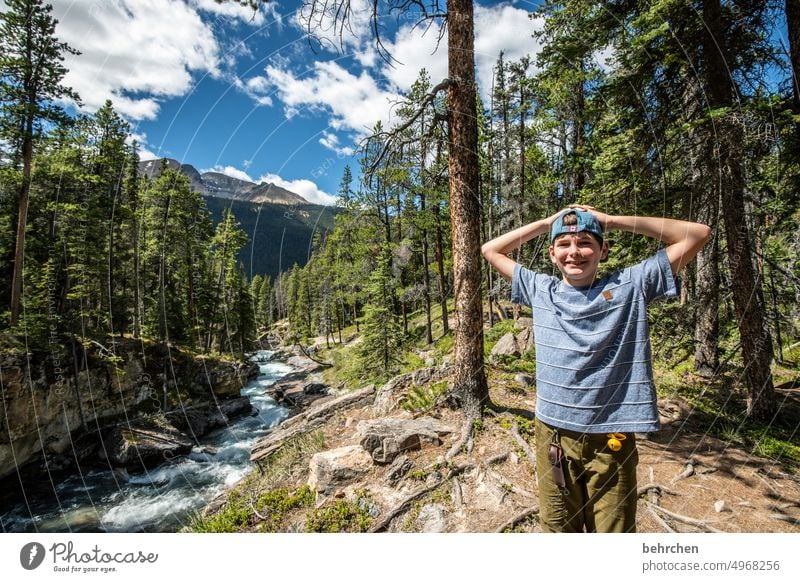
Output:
[511,249,677,433]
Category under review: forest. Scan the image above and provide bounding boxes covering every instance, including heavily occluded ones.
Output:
[1,0,799,433]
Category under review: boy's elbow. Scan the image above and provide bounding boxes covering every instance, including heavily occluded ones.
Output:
[699,224,712,243]
[481,242,492,259]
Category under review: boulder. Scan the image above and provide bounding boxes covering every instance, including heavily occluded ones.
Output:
[307,445,374,495]
[303,382,327,395]
[491,332,520,358]
[100,424,193,471]
[357,416,454,464]
[514,317,533,330]
[415,503,446,532]
[514,373,535,388]
[385,454,414,484]
[165,396,254,436]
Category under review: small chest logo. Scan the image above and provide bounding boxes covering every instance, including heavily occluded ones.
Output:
[602,290,613,301]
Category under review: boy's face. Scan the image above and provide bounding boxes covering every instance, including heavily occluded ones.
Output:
[549,232,608,287]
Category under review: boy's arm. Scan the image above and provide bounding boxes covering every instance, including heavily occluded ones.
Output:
[573,205,712,275]
[481,211,562,281]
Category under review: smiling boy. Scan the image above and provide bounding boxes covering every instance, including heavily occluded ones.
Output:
[481,205,711,532]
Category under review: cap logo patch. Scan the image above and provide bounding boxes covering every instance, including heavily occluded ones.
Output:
[567,225,577,231]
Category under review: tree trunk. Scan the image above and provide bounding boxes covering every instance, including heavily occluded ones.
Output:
[787,0,800,110]
[433,200,449,335]
[9,118,33,326]
[447,0,489,418]
[704,0,775,419]
[421,197,433,344]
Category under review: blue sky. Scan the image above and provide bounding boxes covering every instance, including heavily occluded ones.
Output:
[46,0,544,205]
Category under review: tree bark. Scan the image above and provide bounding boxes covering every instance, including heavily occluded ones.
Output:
[703,0,775,419]
[9,120,33,326]
[447,0,489,418]
[787,0,800,110]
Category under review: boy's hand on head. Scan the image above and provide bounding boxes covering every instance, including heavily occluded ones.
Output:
[568,204,612,230]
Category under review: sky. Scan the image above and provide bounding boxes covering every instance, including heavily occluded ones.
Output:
[43,0,546,205]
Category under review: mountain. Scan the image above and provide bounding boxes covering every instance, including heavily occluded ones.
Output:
[138,158,340,278]
[138,158,309,205]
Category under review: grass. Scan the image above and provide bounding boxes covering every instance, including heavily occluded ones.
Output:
[653,359,800,468]
[189,430,325,533]
[305,496,373,532]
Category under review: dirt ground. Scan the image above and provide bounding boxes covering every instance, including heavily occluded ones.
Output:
[283,367,800,533]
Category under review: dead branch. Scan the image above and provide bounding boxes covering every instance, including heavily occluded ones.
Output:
[249,497,267,522]
[646,502,725,533]
[495,505,540,533]
[295,343,332,367]
[370,462,473,532]
[363,78,451,177]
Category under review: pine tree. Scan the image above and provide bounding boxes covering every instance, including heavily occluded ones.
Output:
[0,0,80,326]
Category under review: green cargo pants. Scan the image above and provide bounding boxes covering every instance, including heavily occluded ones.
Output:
[534,418,639,533]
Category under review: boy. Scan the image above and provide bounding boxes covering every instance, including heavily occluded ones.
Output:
[481,205,710,532]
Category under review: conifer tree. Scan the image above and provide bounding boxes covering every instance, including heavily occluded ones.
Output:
[0,0,80,325]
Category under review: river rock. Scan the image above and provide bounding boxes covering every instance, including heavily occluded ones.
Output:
[307,445,374,495]
[491,332,520,358]
[357,416,454,464]
[100,423,194,471]
[165,397,254,436]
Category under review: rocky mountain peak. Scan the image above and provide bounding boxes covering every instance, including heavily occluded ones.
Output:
[138,158,309,206]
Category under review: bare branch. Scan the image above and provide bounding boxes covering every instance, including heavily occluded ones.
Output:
[361,78,451,179]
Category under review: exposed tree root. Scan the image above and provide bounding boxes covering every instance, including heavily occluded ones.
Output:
[445,419,474,461]
[638,483,681,497]
[510,422,537,473]
[370,462,473,532]
[485,452,509,466]
[495,505,540,533]
[647,507,677,533]
[646,502,725,533]
[670,458,698,484]
[769,513,800,526]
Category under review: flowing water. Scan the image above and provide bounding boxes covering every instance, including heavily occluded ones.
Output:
[0,351,291,533]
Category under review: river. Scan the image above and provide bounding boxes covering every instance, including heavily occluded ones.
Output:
[0,350,291,533]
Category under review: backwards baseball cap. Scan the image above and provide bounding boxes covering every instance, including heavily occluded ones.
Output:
[550,209,604,244]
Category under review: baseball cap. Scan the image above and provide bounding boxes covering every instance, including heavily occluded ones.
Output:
[550,209,604,244]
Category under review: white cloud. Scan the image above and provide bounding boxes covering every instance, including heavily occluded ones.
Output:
[319,131,354,156]
[474,4,544,99]
[380,20,448,92]
[51,0,221,120]
[190,0,280,27]
[294,0,374,54]
[258,173,336,206]
[202,165,255,183]
[242,3,543,134]
[262,61,400,134]
[127,131,159,161]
